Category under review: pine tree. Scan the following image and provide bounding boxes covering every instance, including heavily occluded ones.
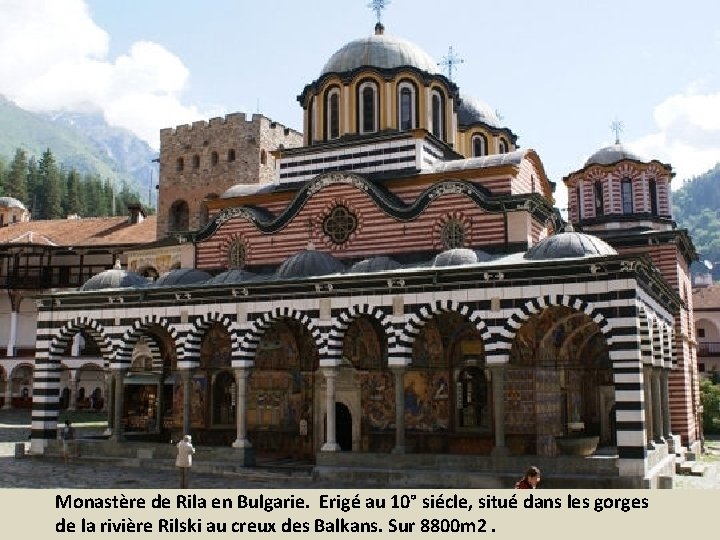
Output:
[37,148,63,219]
[65,169,82,217]
[26,157,39,217]
[5,148,28,203]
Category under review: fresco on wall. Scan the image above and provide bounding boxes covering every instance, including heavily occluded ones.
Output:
[362,371,394,429]
[404,371,450,430]
[200,324,232,368]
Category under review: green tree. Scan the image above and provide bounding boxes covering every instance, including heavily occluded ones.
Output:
[37,148,63,219]
[65,169,82,216]
[700,378,720,434]
[5,148,29,203]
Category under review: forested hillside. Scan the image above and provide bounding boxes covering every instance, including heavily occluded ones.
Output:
[0,147,145,219]
[673,164,720,280]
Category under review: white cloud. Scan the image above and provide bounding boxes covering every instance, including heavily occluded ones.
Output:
[0,0,205,148]
[630,87,720,183]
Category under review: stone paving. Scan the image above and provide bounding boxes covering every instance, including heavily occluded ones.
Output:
[1,409,718,489]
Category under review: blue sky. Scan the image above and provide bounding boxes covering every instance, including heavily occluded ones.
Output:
[2,0,720,210]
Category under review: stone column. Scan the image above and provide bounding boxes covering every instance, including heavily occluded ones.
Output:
[104,372,114,435]
[660,369,672,439]
[321,368,340,452]
[652,369,664,444]
[103,371,111,413]
[181,370,192,438]
[232,368,252,448]
[111,370,126,442]
[3,376,12,409]
[391,366,406,454]
[7,310,17,357]
[643,366,654,448]
[68,373,77,411]
[490,365,508,456]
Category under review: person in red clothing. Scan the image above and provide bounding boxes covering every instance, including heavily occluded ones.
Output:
[515,466,541,489]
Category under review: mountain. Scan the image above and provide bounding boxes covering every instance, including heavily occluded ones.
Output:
[0,96,156,205]
[673,164,720,280]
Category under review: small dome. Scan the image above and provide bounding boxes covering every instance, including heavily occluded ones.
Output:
[0,196,26,210]
[275,249,345,279]
[584,143,643,167]
[433,248,492,267]
[81,267,148,291]
[222,183,277,198]
[350,256,402,273]
[206,269,256,285]
[524,232,617,260]
[152,268,212,287]
[457,95,501,128]
[321,32,439,75]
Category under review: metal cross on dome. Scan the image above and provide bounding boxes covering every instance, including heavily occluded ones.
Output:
[439,46,464,81]
[610,119,624,144]
[368,0,391,24]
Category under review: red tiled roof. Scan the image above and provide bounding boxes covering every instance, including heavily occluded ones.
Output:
[0,215,157,247]
[693,284,720,309]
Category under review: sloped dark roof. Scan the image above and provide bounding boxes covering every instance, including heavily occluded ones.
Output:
[206,269,256,285]
[152,268,212,287]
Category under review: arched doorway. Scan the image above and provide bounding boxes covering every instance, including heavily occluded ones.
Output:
[410,311,489,454]
[508,306,613,455]
[336,402,352,451]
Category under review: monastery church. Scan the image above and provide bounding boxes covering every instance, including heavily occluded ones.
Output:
[20,14,699,487]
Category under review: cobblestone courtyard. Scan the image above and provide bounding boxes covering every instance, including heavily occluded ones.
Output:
[1,409,718,489]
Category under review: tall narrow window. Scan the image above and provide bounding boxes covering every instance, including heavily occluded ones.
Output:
[359,81,378,134]
[498,138,508,154]
[211,151,218,166]
[594,182,604,217]
[621,178,633,214]
[576,185,583,220]
[431,90,444,140]
[398,82,416,131]
[326,88,340,140]
[649,178,658,216]
[307,98,315,144]
[227,149,236,162]
[176,157,184,172]
[192,154,200,169]
[472,134,487,157]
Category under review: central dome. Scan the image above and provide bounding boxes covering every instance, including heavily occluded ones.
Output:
[584,143,643,167]
[321,32,439,75]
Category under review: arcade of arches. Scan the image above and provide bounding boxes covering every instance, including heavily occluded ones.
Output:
[98,306,617,461]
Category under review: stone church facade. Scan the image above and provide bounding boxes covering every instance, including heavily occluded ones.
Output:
[29,22,698,488]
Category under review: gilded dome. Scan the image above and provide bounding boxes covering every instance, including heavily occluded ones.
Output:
[584,143,643,167]
[524,231,617,260]
[321,32,439,75]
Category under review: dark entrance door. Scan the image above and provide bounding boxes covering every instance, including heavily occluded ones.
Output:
[335,402,352,451]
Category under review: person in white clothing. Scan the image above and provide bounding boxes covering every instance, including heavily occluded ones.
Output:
[175,434,195,488]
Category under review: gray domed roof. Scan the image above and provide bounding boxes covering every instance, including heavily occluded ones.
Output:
[350,256,402,273]
[80,267,148,291]
[152,268,211,287]
[457,95,501,128]
[584,143,643,167]
[321,33,439,75]
[524,232,617,260]
[0,196,26,209]
[206,269,256,285]
[222,183,278,198]
[433,248,493,267]
[275,249,345,279]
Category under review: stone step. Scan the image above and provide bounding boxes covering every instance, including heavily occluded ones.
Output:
[676,460,706,476]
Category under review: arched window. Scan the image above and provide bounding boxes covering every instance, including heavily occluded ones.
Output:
[211,151,218,166]
[498,138,508,154]
[227,149,236,162]
[621,178,633,214]
[192,154,200,169]
[594,182,604,217]
[176,157,184,172]
[431,89,445,140]
[325,87,340,140]
[471,134,487,157]
[169,200,189,231]
[227,239,246,268]
[398,82,416,131]
[441,218,465,249]
[260,149,267,165]
[649,178,658,216]
[307,97,315,144]
[358,81,378,134]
